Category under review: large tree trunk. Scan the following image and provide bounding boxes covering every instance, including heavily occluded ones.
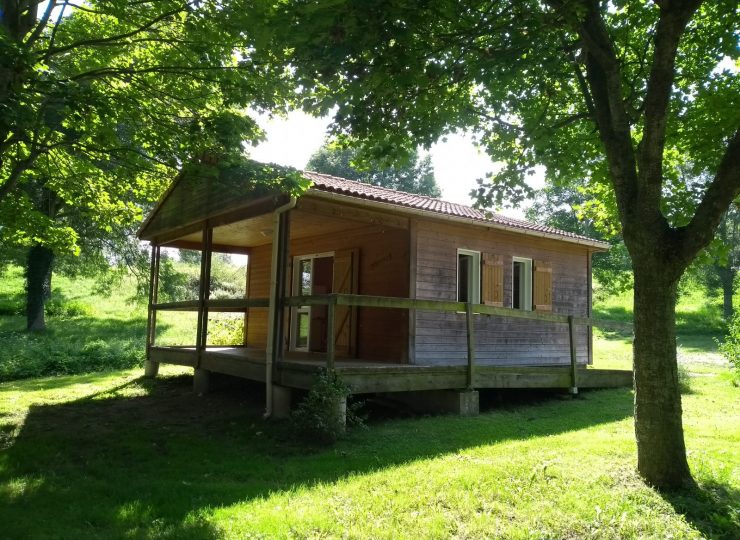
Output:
[717,265,735,320]
[26,245,55,331]
[632,261,693,489]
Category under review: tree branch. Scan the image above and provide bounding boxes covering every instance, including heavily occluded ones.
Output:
[678,128,740,263]
[23,0,56,46]
[572,0,642,234]
[638,1,702,195]
[41,7,185,61]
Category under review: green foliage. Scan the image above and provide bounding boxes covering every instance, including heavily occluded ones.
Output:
[44,298,94,319]
[251,1,738,210]
[306,140,442,197]
[526,182,634,295]
[677,363,693,395]
[717,314,740,381]
[0,1,295,271]
[208,316,245,347]
[290,369,362,446]
[0,267,146,381]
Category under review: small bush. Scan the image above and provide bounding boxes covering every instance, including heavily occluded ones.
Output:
[290,369,363,446]
[677,364,693,394]
[716,314,739,385]
[45,298,94,318]
[208,315,244,346]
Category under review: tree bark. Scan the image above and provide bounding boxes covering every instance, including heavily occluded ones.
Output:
[632,260,694,489]
[26,245,55,331]
[717,265,735,320]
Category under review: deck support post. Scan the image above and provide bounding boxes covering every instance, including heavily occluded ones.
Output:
[271,385,292,419]
[193,368,211,394]
[392,389,479,417]
[145,244,160,378]
[326,294,337,371]
[465,301,476,389]
[568,315,578,395]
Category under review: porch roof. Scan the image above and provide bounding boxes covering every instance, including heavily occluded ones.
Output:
[138,158,608,250]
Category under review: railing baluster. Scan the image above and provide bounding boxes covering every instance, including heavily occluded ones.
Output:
[568,315,578,395]
[466,301,476,389]
[326,295,336,371]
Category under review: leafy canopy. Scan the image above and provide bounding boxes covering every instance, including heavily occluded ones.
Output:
[0,1,293,256]
[250,0,738,219]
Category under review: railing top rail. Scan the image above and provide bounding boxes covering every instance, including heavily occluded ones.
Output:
[153,297,270,311]
[283,293,633,331]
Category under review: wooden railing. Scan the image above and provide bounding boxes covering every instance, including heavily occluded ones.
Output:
[284,293,633,394]
[149,292,632,393]
[152,298,270,312]
[149,297,270,350]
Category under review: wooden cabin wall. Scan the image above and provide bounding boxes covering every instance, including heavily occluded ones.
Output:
[413,219,591,366]
[247,222,410,362]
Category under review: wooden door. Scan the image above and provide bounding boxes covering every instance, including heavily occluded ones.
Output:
[332,248,359,357]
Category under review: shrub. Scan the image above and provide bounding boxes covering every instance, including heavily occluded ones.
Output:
[717,314,739,384]
[208,315,244,346]
[290,369,363,446]
[45,298,94,318]
[677,364,693,394]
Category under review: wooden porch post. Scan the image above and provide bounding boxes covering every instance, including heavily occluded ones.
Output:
[465,301,476,389]
[144,244,160,378]
[273,210,290,363]
[265,197,296,417]
[568,315,578,395]
[196,223,213,368]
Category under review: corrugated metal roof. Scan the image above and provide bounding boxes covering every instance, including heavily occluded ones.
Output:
[303,171,607,248]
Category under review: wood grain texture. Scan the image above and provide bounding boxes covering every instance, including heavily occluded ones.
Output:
[247,213,410,362]
[413,219,592,366]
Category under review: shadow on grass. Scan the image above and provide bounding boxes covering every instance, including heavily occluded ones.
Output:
[1,374,634,539]
[664,481,740,540]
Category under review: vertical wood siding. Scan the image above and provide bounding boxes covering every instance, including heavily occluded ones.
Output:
[247,221,410,361]
[413,219,591,366]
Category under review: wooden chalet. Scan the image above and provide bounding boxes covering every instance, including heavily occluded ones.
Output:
[138,159,632,417]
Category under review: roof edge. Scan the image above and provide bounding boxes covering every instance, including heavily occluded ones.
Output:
[306,189,610,251]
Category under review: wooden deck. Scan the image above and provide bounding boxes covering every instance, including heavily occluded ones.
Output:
[150,346,632,394]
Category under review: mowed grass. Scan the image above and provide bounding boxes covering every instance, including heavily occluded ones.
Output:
[1,351,738,539]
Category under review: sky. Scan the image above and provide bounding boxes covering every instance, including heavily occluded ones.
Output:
[247,111,541,218]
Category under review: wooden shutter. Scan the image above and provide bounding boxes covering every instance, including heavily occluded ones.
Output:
[332,248,359,357]
[533,260,552,311]
[481,253,504,306]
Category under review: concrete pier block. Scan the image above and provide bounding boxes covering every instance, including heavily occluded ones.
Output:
[143,360,159,378]
[193,368,211,394]
[389,389,480,417]
[271,385,293,419]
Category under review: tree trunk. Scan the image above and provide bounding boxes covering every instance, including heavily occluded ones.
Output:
[632,262,694,489]
[26,245,55,331]
[717,265,735,320]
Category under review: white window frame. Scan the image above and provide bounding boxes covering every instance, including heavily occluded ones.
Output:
[456,249,481,304]
[512,256,533,311]
[290,252,334,351]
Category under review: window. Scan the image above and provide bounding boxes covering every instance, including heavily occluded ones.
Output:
[512,257,532,310]
[457,249,480,303]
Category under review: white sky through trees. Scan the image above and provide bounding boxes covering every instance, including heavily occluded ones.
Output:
[248,111,541,219]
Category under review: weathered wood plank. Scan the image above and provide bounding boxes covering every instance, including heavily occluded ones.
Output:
[149,347,198,367]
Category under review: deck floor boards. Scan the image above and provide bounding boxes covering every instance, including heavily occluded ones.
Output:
[149,346,632,393]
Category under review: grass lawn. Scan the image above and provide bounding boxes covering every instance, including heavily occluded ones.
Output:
[1,267,737,537]
[1,352,738,539]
